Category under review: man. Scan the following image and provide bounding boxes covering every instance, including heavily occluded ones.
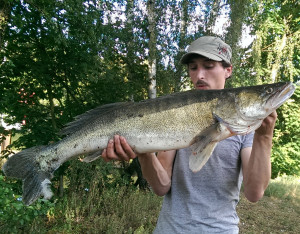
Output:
[102,36,277,233]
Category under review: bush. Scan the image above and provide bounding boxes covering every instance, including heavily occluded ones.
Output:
[0,174,54,233]
[271,86,300,178]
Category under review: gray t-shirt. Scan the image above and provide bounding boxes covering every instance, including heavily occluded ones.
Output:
[154,133,254,234]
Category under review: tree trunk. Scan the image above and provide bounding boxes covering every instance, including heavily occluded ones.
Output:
[174,0,188,92]
[1,133,11,153]
[124,0,135,89]
[46,84,58,131]
[225,0,249,85]
[59,174,64,197]
[205,0,222,35]
[0,0,11,51]
[147,0,157,99]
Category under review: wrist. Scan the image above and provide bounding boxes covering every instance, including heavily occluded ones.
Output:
[252,133,273,156]
[254,131,273,141]
[137,152,155,163]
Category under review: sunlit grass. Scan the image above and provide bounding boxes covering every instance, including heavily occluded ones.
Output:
[264,175,300,203]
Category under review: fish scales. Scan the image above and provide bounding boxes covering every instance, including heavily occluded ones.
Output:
[118,99,219,152]
[56,98,218,156]
[56,91,220,157]
[2,82,296,205]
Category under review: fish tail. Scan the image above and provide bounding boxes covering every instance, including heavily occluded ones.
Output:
[2,146,53,205]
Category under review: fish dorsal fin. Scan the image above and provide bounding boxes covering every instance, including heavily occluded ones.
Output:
[189,120,233,172]
[60,102,131,135]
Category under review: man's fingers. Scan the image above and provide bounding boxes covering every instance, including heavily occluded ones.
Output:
[103,139,123,161]
[120,136,136,159]
[101,135,136,162]
[269,110,278,121]
[101,149,110,162]
[114,135,130,161]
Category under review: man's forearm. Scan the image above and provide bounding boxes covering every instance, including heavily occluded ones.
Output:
[243,133,272,202]
[138,153,172,196]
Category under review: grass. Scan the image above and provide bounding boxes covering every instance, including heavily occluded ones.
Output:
[238,175,300,234]
[2,175,300,233]
[238,194,300,233]
[264,175,300,203]
[33,186,162,234]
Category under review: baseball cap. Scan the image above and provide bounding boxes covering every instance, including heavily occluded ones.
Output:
[180,36,232,64]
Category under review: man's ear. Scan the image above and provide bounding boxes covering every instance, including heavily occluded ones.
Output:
[225,65,233,79]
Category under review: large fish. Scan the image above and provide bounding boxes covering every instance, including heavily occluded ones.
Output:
[2,82,295,205]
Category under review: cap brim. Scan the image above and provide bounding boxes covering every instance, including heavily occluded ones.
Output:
[180,51,222,64]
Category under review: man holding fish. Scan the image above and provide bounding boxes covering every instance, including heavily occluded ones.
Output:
[102,36,277,233]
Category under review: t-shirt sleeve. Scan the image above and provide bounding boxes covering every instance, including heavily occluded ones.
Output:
[242,132,254,149]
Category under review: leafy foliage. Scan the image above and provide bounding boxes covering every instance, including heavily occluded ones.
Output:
[249,0,299,84]
[0,174,54,232]
[272,86,300,177]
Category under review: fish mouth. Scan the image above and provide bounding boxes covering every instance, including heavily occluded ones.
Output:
[268,82,295,110]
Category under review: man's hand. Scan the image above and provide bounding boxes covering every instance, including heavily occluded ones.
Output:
[255,111,277,137]
[101,135,137,162]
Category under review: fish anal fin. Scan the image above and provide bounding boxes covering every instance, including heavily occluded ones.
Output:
[82,150,102,163]
[189,122,232,173]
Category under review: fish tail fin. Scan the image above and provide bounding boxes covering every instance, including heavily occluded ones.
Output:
[2,146,53,205]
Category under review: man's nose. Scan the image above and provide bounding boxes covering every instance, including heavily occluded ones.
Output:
[196,68,205,79]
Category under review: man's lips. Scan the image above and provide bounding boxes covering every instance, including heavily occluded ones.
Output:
[195,81,209,89]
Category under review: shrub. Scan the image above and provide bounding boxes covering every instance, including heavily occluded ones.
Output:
[272,86,300,178]
[0,174,54,233]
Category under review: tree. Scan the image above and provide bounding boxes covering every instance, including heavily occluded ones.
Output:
[146,0,157,99]
[0,0,11,51]
[249,0,299,84]
[272,86,300,177]
[173,0,189,92]
[245,0,300,176]
[225,0,250,87]
[0,0,150,195]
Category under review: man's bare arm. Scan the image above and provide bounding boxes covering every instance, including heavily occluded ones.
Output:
[138,150,175,196]
[242,111,277,202]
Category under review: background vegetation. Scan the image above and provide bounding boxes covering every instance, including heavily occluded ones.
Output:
[0,0,299,233]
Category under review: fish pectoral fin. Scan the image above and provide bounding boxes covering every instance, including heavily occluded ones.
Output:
[82,150,103,163]
[214,113,260,135]
[189,141,218,173]
[189,122,232,173]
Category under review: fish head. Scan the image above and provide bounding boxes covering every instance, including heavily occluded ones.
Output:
[214,82,295,135]
[235,82,295,120]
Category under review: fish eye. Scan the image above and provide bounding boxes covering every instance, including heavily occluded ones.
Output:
[266,88,273,94]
